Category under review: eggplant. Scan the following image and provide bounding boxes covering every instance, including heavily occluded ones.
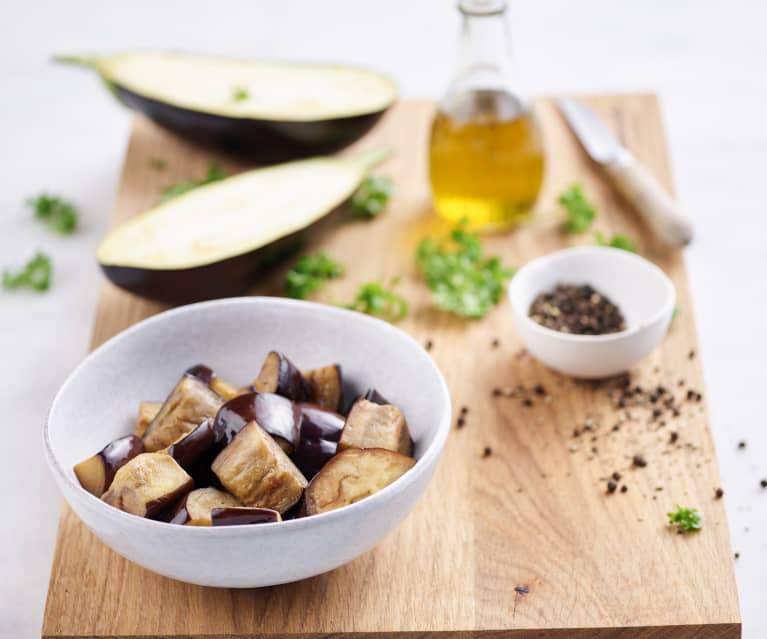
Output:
[73,435,144,496]
[166,419,216,469]
[304,448,415,515]
[95,149,389,303]
[292,404,345,479]
[253,352,309,402]
[134,401,162,438]
[214,391,302,451]
[302,364,343,412]
[57,52,396,157]
[210,507,282,526]
[338,397,413,455]
[167,487,241,526]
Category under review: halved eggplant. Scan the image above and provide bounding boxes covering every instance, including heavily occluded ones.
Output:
[166,419,216,469]
[101,452,193,518]
[57,52,396,156]
[302,364,343,412]
[143,374,223,452]
[95,149,388,303]
[214,391,302,451]
[338,397,413,455]
[292,404,345,479]
[73,435,144,496]
[304,448,415,515]
[210,507,282,526]
[211,420,307,513]
[253,352,309,402]
[168,487,241,526]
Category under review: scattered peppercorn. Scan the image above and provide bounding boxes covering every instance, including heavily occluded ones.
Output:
[492,388,502,397]
[533,384,546,396]
[606,479,617,494]
[714,488,724,499]
[460,405,469,415]
[632,454,648,468]
[735,552,740,559]
[528,284,626,335]
[491,338,500,348]
[688,349,696,359]
[669,431,679,444]
[612,471,622,481]
[424,339,433,351]
[738,441,747,450]
[456,417,465,429]
[760,479,767,489]
[522,398,533,408]
[620,485,628,493]
[482,446,492,458]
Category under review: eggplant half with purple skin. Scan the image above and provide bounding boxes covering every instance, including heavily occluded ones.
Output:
[211,507,282,526]
[94,149,389,303]
[214,391,302,451]
[168,487,241,526]
[56,52,396,157]
[292,404,345,479]
[73,435,144,496]
[339,395,413,455]
[253,352,309,402]
[302,364,343,412]
[166,419,217,470]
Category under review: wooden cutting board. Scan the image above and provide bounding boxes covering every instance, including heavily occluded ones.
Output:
[42,96,741,639]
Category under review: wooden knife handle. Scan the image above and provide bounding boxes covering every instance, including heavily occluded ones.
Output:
[605,152,693,247]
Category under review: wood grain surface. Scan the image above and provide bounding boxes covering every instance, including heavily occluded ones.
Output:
[42,96,740,638]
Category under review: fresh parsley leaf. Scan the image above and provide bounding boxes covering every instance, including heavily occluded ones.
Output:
[667,506,702,533]
[416,223,515,319]
[595,231,637,253]
[27,194,78,235]
[345,279,408,323]
[232,86,249,102]
[559,183,596,234]
[285,251,345,300]
[348,175,393,220]
[162,162,227,201]
[3,252,52,292]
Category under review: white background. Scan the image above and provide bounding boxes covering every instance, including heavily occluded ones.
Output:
[1,0,765,636]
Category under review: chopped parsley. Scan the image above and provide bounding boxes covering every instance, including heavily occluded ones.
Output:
[348,175,393,220]
[559,183,596,234]
[232,86,250,102]
[667,506,702,533]
[345,279,408,323]
[162,162,227,201]
[285,251,345,300]
[27,194,78,235]
[416,223,515,318]
[595,231,637,253]
[3,252,52,292]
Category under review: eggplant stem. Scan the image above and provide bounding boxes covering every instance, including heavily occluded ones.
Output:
[345,148,394,173]
[52,55,104,70]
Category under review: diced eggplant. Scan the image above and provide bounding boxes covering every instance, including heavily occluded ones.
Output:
[362,388,389,405]
[184,364,215,385]
[134,401,162,437]
[166,419,216,469]
[304,448,415,515]
[338,398,413,455]
[252,351,309,401]
[211,421,307,513]
[214,391,302,451]
[73,435,144,497]
[210,507,282,526]
[209,377,241,401]
[292,404,345,479]
[101,452,193,518]
[167,487,241,526]
[143,375,223,452]
[302,364,343,412]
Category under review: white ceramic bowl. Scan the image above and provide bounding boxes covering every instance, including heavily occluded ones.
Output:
[44,297,451,587]
[508,246,675,378]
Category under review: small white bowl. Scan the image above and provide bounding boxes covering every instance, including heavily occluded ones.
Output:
[44,297,451,587]
[508,246,675,378]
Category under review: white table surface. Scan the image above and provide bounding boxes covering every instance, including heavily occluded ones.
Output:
[1,0,764,636]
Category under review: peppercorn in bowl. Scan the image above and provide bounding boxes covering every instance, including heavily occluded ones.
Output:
[44,297,451,587]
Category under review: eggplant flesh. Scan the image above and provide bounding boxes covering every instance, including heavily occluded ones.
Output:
[96,150,387,304]
[60,52,396,156]
[292,404,345,479]
[214,391,302,450]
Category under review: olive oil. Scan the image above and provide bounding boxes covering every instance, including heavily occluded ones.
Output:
[429,0,545,232]
[429,89,544,230]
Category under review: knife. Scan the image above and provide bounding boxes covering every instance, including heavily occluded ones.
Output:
[557,98,693,247]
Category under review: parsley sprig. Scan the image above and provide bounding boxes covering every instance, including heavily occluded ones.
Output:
[3,252,52,292]
[348,175,393,220]
[667,506,702,534]
[285,252,345,300]
[345,279,408,323]
[416,224,515,318]
[559,183,596,234]
[28,194,78,235]
[596,231,637,253]
[232,86,249,102]
[162,162,227,201]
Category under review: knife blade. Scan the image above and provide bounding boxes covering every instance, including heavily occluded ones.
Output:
[557,98,693,247]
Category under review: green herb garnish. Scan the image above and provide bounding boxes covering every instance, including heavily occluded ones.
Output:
[148,157,167,171]
[345,279,408,323]
[162,162,227,201]
[667,506,702,533]
[27,194,78,235]
[348,175,393,220]
[3,252,52,292]
[285,251,345,300]
[416,223,515,318]
[559,183,596,234]
[595,231,637,253]
[232,86,249,102]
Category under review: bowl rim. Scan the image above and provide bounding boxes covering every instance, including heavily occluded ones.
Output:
[508,246,676,343]
[44,296,452,536]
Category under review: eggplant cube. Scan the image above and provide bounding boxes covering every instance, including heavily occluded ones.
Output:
[166,419,216,470]
[210,506,282,526]
[134,401,162,438]
[305,448,415,515]
[143,375,223,452]
[73,435,144,496]
[101,452,193,518]
[252,351,309,401]
[211,420,307,513]
[302,364,343,412]
[338,398,413,455]
[168,487,241,526]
